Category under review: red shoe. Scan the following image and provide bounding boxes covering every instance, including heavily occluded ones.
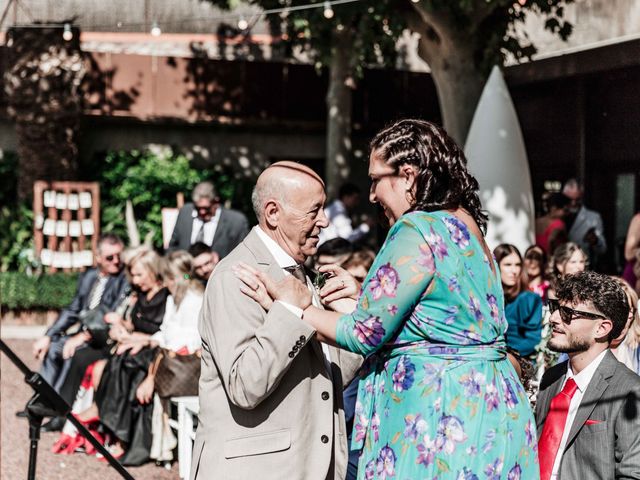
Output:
[51,434,73,454]
[73,413,100,426]
[60,435,85,455]
[84,431,105,456]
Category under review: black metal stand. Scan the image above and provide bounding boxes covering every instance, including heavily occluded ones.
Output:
[0,339,134,480]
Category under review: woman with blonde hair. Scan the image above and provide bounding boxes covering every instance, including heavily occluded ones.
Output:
[611,278,640,375]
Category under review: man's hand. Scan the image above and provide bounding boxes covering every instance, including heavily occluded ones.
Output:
[62,332,88,360]
[135,375,155,405]
[116,338,147,356]
[584,227,599,246]
[33,336,51,361]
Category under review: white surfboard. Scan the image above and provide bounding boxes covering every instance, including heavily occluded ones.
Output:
[464,65,535,255]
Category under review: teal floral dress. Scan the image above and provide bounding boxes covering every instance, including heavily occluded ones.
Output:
[336,211,539,480]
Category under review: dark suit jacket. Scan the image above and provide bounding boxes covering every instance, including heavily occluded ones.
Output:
[168,203,249,259]
[536,350,640,479]
[46,268,129,338]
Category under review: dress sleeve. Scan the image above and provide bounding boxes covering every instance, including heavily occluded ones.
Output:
[335,216,435,356]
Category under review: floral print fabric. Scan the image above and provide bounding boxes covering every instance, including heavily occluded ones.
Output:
[336,211,539,479]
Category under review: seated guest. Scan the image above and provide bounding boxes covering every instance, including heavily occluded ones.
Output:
[188,241,220,285]
[313,237,354,270]
[74,248,169,465]
[144,251,204,464]
[525,245,551,302]
[318,183,372,245]
[548,242,587,298]
[495,243,543,358]
[168,181,249,258]
[341,246,375,284]
[26,234,128,431]
[610,278,640,375]
[536,271,640,480]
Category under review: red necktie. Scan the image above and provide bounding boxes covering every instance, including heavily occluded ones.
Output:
[538,378,579,480]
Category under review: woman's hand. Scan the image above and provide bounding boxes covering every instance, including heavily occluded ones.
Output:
[104,312,123,325]
[318,264,361,303]
[116,338,147,356]
[135,375,155,405]
[232,263,274,311]
[233,262,312,310]
[109,323,129,342]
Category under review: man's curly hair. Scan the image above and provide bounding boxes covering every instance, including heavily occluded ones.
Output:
[556,271,630,341]
[370,119,488,233]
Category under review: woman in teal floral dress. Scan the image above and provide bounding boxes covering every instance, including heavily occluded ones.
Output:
[237,119,539,479]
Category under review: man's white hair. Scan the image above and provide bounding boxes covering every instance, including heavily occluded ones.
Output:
[252,179,288,222]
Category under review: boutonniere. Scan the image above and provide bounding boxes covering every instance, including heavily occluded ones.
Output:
[312,270,327,292]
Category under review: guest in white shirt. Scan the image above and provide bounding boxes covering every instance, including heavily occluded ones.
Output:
[319,183,372,245]
[535,271,640,480]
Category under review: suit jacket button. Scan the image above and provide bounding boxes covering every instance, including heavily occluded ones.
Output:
[321,435,329,444]
[293,345,299,352]
[288,351,294,358]
[321,391,330,401]
[299,335,306,342]
[296,340,303,347]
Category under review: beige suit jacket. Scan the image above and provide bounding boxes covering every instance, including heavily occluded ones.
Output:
[191,229,361,480]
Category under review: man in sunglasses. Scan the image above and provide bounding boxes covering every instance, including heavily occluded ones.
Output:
[536,271,640,480]
[168,181,249,259]
[27,234,129,430]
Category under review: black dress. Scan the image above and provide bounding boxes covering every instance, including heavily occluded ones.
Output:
[94,287,169,466]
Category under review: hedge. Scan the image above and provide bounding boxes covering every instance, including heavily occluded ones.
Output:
[0,272,79,310]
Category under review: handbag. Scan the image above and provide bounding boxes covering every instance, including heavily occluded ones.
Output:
[154,348,201,398]
[79,305,111,347]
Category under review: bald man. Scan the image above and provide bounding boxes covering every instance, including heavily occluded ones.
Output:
[192,162,361,480]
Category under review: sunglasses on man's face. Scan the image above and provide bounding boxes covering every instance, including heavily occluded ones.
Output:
[104,253,121,262]
[548,298,607,324]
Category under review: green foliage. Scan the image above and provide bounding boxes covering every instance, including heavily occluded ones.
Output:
[0,204,35,273]
[91,147,255,247]
[206,0,406,77]
[0,271,79,310]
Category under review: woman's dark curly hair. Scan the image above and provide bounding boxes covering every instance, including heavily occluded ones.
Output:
[370,119,488,233]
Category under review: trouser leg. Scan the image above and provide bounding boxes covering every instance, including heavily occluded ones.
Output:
[39,335,66,389]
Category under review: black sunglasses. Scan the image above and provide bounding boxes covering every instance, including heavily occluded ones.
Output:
[548,298,607,324]
[104,253,121,262]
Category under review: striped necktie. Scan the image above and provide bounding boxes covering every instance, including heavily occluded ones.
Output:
[88,276,108,310]
[284,265,307,285]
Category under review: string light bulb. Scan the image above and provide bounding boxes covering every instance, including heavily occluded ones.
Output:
[323,1,334,18]
[62,23,73,41]
[237,15,249,30]
[150,21,162,36]
[411,0,420,3]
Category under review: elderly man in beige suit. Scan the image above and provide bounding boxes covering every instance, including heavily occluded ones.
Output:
[191,162,361,480]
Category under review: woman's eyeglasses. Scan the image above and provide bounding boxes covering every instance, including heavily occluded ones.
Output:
[548,298,607,324]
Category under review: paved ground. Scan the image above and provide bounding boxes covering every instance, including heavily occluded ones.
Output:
[1,338,181,480]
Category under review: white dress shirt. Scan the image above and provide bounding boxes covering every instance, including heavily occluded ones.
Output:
[254,226,332,368]
[550,349,608,478]
[190,207,222,246]
[150,290,203,354]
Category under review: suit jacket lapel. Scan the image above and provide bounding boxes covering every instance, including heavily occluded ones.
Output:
[538,375,565,431]
[564,351,617,448]
[211,208,228,247]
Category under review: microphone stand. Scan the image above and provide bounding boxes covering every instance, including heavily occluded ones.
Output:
[0,339,134,480]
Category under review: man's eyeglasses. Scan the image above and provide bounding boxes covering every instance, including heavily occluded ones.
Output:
[548,298,607,324]
[104,253,121,262]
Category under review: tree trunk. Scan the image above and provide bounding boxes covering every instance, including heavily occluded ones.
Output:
[408,8,488,145]
[324,27,355,200]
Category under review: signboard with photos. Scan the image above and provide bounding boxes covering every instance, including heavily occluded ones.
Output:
[33,181,100,272]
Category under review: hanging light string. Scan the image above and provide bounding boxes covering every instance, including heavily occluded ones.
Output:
[3,0,364,32]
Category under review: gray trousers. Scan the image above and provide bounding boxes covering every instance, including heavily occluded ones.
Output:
[40,335,78,393]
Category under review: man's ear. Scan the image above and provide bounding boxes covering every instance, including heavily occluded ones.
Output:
[595,319,614,343]
[264,200,280,228]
